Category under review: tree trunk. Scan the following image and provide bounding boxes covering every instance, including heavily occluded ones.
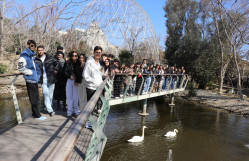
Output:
[219,69,225,94]
[233,46,243,99]
[0,6,3,60]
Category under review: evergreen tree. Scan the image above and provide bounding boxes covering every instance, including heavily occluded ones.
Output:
[164,0,190,66]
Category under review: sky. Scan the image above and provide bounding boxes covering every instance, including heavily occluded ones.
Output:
[135,0,167,48]
[17,0,167,48]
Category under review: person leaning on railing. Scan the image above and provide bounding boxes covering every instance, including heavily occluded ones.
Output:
[142,66,152,94]
[111,59,122,98]
[17,40,46,120]
[134,63,143,95]
[124,63,135,96]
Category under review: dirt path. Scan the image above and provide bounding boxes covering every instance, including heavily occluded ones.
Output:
[181,89,249,116]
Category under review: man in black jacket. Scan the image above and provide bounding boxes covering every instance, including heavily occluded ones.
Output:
[36,45,60,117]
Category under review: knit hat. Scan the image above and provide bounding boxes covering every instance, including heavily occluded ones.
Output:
[56,51,64,58]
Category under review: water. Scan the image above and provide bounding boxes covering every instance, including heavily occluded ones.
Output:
[1,95,249,160]
[101,97,249,161]
[0,93,31,133]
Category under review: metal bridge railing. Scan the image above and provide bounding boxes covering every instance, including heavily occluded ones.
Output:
[46,76,113,161]
[0,73,188,161]
[0,73,23,124]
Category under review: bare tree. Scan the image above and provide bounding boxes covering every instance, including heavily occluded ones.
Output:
[212,0,249,99]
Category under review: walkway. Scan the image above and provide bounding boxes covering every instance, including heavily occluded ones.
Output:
[0,74,188,161]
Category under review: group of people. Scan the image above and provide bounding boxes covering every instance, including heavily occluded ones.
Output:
[99,57,186,98]
[17,40,185,121]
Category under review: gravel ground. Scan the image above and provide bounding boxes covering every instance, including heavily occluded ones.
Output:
[180,89,249,116]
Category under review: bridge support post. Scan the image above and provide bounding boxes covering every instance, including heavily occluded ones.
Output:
[169,93,175,106]
[138,99,149,116]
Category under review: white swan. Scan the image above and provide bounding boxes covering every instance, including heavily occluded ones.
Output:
[164,129,178,137]
[127,126,147,142]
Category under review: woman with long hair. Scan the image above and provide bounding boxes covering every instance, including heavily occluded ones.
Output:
[78,54,87,110]
[101,58,111,78]
[65,51,82,116]
[124,63,135,96]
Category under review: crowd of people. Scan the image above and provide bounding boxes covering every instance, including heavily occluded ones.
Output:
[17,40,185,121]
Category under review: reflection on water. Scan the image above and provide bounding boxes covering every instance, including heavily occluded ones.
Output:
[0,93,31,133]
[101,97,249,161]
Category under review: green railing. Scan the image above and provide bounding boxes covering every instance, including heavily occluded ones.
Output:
[46,76,113,161]
[0,73,23,124]
[1,73,188,161]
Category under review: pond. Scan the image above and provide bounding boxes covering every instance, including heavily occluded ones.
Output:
[1,95,249,161]
[101,97,249,161]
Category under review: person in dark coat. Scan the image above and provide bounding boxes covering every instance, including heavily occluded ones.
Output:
[53,51,67,111]
[64,51,82,116]
[35,45,60,117]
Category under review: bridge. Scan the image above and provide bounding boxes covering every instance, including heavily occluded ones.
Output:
[0,73,188,161]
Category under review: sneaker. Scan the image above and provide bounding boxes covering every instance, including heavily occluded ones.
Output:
[67,113,72,117]
[97,109,102,114]
[120,94,123,97]
[49,111,55,117]
[85,121,92,129]
[130,94,133,96]
[115,97,120,99]
[35,116,47,120]
[74,112,79,116]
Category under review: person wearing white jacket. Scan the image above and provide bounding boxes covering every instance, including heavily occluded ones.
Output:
[83,46,103,114]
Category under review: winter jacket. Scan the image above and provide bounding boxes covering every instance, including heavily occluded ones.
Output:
[17,48,41,83]
[143,69,151,79]
[35,53,60,84]
[124,67,134,86]
[64,60,82,84]
[83,55,103,90]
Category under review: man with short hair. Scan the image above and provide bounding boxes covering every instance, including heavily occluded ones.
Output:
[18,40,46,120]
[36,45,60,117]
[57,46,63,52]
[83,46,103,113]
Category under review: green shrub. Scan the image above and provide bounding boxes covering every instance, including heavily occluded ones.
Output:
[188,82,196,97]
[0,63,8,74]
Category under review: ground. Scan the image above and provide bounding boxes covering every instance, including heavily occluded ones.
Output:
[180,89,249,116]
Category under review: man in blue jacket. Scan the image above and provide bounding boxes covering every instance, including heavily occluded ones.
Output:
[17,40,47,120]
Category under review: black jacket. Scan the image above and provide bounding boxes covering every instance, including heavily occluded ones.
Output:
[64,60,82,83]
[35,53,60,84]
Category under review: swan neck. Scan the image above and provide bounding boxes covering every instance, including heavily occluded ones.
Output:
[142,127,145,137]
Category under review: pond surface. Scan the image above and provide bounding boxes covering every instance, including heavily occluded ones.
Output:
[101,97,249,161]
[1,95,249,161]
[0,93,32,133]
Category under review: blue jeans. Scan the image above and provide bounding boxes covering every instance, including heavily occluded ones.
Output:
[170,78,176,89]
[42,80,55,113]
[162,78,169,90]
[143,77,151,92]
